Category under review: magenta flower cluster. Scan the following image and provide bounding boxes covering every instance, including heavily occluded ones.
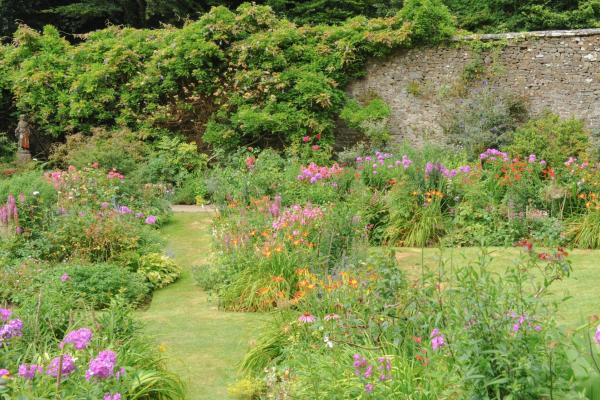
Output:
[479,148,509,162]
[112,204,156,225]
[272,204,324,230]
[509,312,542,333]
[357,151,473,179]
[18,364,43,380]
[0,308,10,321]
[46,354,76,378]
[297,163,343,184]
[430,328,445,350]
[0,318,23,345]
[0,194,20,232]
[60,328,93,350]
[353,354,392,394]
[86,350,119,381]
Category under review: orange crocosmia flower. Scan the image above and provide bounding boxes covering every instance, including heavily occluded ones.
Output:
[295,268,309,276]
[271,276,285,283]
[276,290,286,299]
[348,278,359,288]
[275,246,283,253]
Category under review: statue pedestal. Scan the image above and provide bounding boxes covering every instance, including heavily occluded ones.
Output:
[16,149,32,165]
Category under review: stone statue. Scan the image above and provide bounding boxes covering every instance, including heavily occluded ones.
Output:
[15,115,32,164]
[16,115,31,151]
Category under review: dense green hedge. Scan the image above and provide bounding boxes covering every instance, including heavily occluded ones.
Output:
[0,1,454,151]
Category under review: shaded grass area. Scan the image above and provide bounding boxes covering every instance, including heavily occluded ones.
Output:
[393,247,600,328]
[140,213,265,399]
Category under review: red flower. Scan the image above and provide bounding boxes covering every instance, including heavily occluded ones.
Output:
[311,145,320,151]
[316,133,321,140]
[538,252,551,261]
[303,136,310,143]
[515,239,533,252]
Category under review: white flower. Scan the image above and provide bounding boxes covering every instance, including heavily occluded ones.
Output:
[32,191,40,196]
[324,335,334,348]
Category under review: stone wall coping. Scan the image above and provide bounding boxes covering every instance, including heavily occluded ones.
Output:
[454,28,600,41]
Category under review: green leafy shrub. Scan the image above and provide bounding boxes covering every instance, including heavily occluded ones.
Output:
[0,170,56,205]
[505,112,591,167]
[132,252,181,290]
[48,128,149,173]
[44,263,150,308]
[398,0,455,44]
[340,97,391,147]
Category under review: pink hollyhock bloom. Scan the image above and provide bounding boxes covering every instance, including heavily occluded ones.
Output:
[298,312,316,324]
[311,145,320,151]
[0,369,9,377]
[145,215,157,225]
[365,383,374,393]
[302,136,310,143]
[595,325,600,344]
[104,394,122,400]
[60,273,70,282]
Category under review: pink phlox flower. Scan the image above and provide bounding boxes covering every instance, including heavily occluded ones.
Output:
[86,350,118,381]
[46,355,76,377]
[0,309,11,321]
[60,328,93,350]
[18,364,42,380]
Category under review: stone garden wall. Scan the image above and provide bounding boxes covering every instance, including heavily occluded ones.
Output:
[341,29,600,146]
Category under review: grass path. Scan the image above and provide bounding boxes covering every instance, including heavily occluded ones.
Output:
[140,212,264,399]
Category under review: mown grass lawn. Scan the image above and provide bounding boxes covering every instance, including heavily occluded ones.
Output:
[393,247,600,328]
[140,212,266,400]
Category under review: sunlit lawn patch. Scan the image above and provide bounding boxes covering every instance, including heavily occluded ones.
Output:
[391,246,600,327]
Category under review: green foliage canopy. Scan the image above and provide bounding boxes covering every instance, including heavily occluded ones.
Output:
[0,2,455,150]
